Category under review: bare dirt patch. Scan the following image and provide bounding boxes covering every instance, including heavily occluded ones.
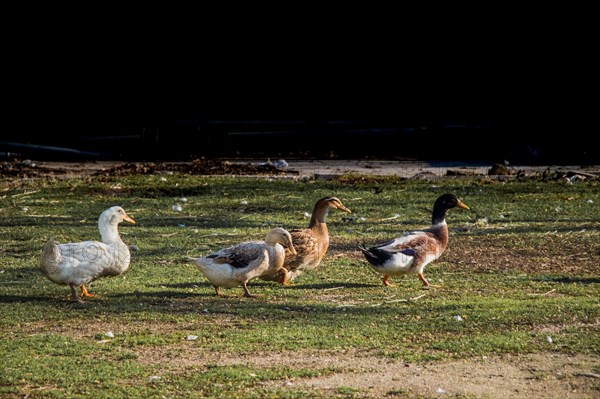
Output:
[0,159,297,178]
[2,159,600,181]
[135,346,600,398]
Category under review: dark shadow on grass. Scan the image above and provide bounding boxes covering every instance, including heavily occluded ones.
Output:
[277,282,376,290]
[0,294,65,304]
[533,276,600,285]
[127,290,207,299]
[151,282,204,289]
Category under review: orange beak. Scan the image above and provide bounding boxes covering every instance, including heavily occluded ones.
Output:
[123,214,136,224]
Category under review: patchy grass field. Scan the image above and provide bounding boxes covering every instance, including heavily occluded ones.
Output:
[1,174,599,398]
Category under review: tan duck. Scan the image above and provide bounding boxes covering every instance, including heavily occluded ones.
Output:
[360,194,469,288]
[195,227,296,297]
[40,206,136,303]
[261,197,351,284]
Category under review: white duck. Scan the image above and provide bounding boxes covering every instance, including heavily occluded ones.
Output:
[40,206,136,303]
[195,227,296,297]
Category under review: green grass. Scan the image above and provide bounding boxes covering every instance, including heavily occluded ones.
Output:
[1,174,599,398]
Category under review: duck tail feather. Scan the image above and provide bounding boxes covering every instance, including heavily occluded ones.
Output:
[40,238,61,275]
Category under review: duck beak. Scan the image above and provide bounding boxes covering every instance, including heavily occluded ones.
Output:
[123,214,136,224]
[456,199,470,210]
[287,242,297,255]
[337,204,351,213]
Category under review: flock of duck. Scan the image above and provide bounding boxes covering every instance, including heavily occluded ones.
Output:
[40,194,469,303]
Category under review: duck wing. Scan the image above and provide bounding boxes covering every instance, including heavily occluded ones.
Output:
[361,231,435,266]
[52,241,116,283]
[208,242,269,269]
[283,228,322,271]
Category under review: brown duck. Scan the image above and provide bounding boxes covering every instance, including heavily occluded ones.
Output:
[261,196,351,284]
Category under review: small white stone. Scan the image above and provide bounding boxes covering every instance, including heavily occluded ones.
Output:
[159,177,167,182]
[304,212,311,218]
[546,336,553,343]
[105,331,114,338]
[453,315,463,322]
[241,200,248,205]
[436,387,446,394]
[179,197,188,202]
[186,335,198,341]
[172,204,183,212]
[588,199,594,204]
[148,375,161,382]
[273,159,288,169]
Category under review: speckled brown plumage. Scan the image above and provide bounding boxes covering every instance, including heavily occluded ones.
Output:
[260,197,350,284]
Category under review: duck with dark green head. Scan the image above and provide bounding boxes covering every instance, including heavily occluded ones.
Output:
[360,194,469,288]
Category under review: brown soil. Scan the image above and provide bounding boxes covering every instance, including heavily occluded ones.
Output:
[2,159,599,180]
[135,346,600,398]
[16,318,600,398]
[0,159,297,178]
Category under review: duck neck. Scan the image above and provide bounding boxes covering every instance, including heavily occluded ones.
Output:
[99,223,122,244]
[308,203,330,228]
[431,207,448,226]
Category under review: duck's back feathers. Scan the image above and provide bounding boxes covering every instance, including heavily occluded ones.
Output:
[42,240,130,286]
[284,228,326,271]
[197,245,270,287]
[204,241,270,271]
[362,231,442,273]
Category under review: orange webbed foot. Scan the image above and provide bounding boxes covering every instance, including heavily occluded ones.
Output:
[80,284,94,298]
[382,275,395,287]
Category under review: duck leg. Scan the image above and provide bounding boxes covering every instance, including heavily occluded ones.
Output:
[382,275,395,287]
[277,268,293,286]
[241,282,256,298]
[213,285,221,296]
[69,283,85,304]
[418,273,431,289]
[80,284,94,297]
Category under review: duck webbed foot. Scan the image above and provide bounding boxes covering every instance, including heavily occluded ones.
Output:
[418,273,440,289]
[80,284,94,298]
[382,275,395,287]
[241,282,257,298]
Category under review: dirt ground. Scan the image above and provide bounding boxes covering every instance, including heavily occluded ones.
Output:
[2,158,600,180]
[135,346,600,398]
[34,319,600,398]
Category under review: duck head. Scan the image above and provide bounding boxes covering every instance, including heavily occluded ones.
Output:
[321,197,351,213]
[100,206,136,226]
[432,194,469,224]
[265,227,297,255]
